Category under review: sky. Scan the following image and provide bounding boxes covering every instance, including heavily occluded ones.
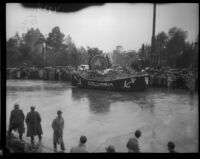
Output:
[6,3,199,52]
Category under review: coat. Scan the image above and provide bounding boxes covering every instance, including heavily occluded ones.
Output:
[127,138,140,153]
[52,117,64,144]
[189,78,195,91]
[26,110,43,137]
[9,109,25,134]
[70,144,88,153]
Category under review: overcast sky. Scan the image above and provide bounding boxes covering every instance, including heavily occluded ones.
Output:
[6,3,199,52]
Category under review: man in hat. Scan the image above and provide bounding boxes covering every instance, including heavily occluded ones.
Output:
[70,136,88,153]
[25,106,43,146]
[167,73,172,90]
[189,73,195,95]
[105,145,116,153]
[8,103,25,140]
[52,110,65,152]
[126,137,140,153]
[167,141,178,153]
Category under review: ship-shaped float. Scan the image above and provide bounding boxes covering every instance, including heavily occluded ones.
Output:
[72,55,148,91]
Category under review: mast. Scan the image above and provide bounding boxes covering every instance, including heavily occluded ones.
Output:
[151,3,156,67]
[43,42,47,67]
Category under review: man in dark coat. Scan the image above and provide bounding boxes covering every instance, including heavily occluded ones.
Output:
[105,145,115,153]
[126,137,140,153]
[8,103,25,140]
[52,110,65,152]
[189,73,195,95]
[25,106,43,145]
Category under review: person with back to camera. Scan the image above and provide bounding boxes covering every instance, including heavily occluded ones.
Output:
[105,145,116,153]
[8,103,25,140]
[70,136,88,153]
[167,141,178,153]
[126,137,140,153]
[189,73,195,95]
[126,129,141,153]
[25,106,43,147]
[167,73,172,90]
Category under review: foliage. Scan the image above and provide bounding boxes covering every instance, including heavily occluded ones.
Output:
[112,45,139,68]
[137,27,196,68]
[166,27,188,67]
[87,47,103,58]
[6,26,198,69]
[47,26,65,50]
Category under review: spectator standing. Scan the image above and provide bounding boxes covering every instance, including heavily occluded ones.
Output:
[167,141,178,153]
[8,103,25,140]
[157,74,161,87]
[17,70,21,79]
[25,106,43,146]
[105,145,116,153]
[171,74,176,89]
[70,136,88,153]
[163,74,168,88]
[52,110,65,152]
[38,69,44,79]
[189,73,195,95]
[149,74,154,86]
[126,137,140,153]
[167,73,172,90]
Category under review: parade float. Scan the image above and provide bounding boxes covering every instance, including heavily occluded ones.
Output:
[72,55,148,91]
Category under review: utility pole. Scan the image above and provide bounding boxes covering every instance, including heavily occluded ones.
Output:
[43,42,47,67]
[43,43,45,67]
[45,41,47,67]
[151,3,156,68]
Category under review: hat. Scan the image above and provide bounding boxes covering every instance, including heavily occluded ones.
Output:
[14,103,19,108]
[105,145,115,152]
[80,136,87,144]
[14,103,19,106]
[168,141,175,149]
[31,106,35,110]
[57,110,62,114]
[135,130,141,139]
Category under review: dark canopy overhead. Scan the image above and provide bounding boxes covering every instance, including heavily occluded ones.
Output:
[21,3,105,13]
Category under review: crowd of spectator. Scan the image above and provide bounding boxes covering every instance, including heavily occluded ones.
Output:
[6,66,75,81]
[6,102,179,153]
[144,67,198,92]
[7,109,178,154]
[6,65,198,93]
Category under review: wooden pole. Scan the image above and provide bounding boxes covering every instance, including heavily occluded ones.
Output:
[45,41,47,67]
[151,3,156,68]
[43,43,46,68]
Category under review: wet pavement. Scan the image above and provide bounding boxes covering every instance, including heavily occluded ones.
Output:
[6,80,198,152]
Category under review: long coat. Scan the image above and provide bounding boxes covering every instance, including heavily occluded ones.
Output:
[25,110,43,137]
[9,109,25,134]
[189,77,195,91]
[52,117,64,144]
